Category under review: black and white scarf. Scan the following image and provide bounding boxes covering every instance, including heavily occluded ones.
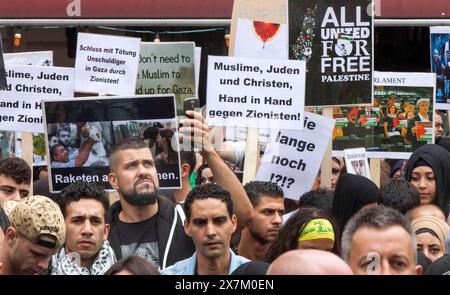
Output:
[50,240,117,275]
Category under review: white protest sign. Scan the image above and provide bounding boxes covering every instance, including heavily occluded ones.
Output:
[195,47,201,98]
[234,18,288,60]
[256,112,335,200]
[207,56,306,130]
[4,51,53,66]
[344,147,371,179]
[0,65,74,133]
[74,33,140,95]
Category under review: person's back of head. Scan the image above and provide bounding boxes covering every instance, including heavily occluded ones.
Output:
[406,204,446,222]
[230,261,269,275]
[298,188,334,215]
[266,249,353,275]
[378,179,421,214]
[332,173,379,234]
[105,255,160,275]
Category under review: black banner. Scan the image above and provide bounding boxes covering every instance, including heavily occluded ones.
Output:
[0,34,7,90]
[289,0,372,106]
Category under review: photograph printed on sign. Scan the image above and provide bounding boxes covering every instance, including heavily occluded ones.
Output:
[0,131,15,159]
[430,27,450,110]
[288,0,373,106]
[331,87,434,158]
[43,95,181,193]
[47,121,112,169]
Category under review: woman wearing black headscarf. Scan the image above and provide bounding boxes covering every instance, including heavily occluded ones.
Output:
[405,144,450,217]
[331,173,379,236]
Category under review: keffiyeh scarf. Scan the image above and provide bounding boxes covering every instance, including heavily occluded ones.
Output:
[51,240,117,275]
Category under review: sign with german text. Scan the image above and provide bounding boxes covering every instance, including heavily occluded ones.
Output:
[0,65,74,133]
[206,55,306,130]
[344,147,371,179]
[256,112,335,200]
[43,95,181,193]
[74,33,141,95]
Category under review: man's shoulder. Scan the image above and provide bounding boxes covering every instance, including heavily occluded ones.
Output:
[161,253,196,275]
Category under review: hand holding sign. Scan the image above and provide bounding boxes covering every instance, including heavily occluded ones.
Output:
[179,110,214,154]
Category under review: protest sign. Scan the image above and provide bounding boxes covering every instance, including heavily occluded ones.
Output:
[0,36,6,90]
[0,65,74,133]
[430,27,450,110]
[195,47,201,98]
[43,95,181,193]
[234,18,287,60]
[344,147,371,179]
[4,51,53,66]
[288,0,372,106]
[5,50,53,165]
[74,33,140,95]
[255,112,335,200]
[136,42,195,115]
[331,71,436,159]
[229,0,286,56]
[207,56,306,130]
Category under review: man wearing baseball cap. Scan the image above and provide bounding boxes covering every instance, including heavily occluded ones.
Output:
[0,195,65,275]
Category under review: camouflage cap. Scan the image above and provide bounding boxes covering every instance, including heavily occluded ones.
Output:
[8,195,65,249]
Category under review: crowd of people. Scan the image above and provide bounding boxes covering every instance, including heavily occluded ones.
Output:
[1,109,450,276]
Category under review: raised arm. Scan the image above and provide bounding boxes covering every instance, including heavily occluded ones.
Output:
[180,110,254,230]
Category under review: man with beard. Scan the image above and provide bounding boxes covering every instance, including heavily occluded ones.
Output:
[107,137,195,270]
[162,183,248,275]
[237,181,285,260]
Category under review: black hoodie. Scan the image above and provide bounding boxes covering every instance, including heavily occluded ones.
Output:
[107,196,195,270]
[405,144,450,217]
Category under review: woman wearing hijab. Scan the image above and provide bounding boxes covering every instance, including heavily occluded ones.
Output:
[405,144,450,217]
[412,216,450,262]
[266,207,338,263]
[331,173,379,236]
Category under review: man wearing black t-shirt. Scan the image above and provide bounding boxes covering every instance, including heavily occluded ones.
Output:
[107,137,195,270]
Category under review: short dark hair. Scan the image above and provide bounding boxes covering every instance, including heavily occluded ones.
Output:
[341,206,416,263]
[57,127,70,136]
[105,255,160,275]
[0,157,31,185]
[184,183,233,222]
[298,188,334,215]
[243,181,284,207]
[109,137,149,171]
[50,144,64,161]
[57,181,109,220]
[180,150,196,175]
[378,180,421,214]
